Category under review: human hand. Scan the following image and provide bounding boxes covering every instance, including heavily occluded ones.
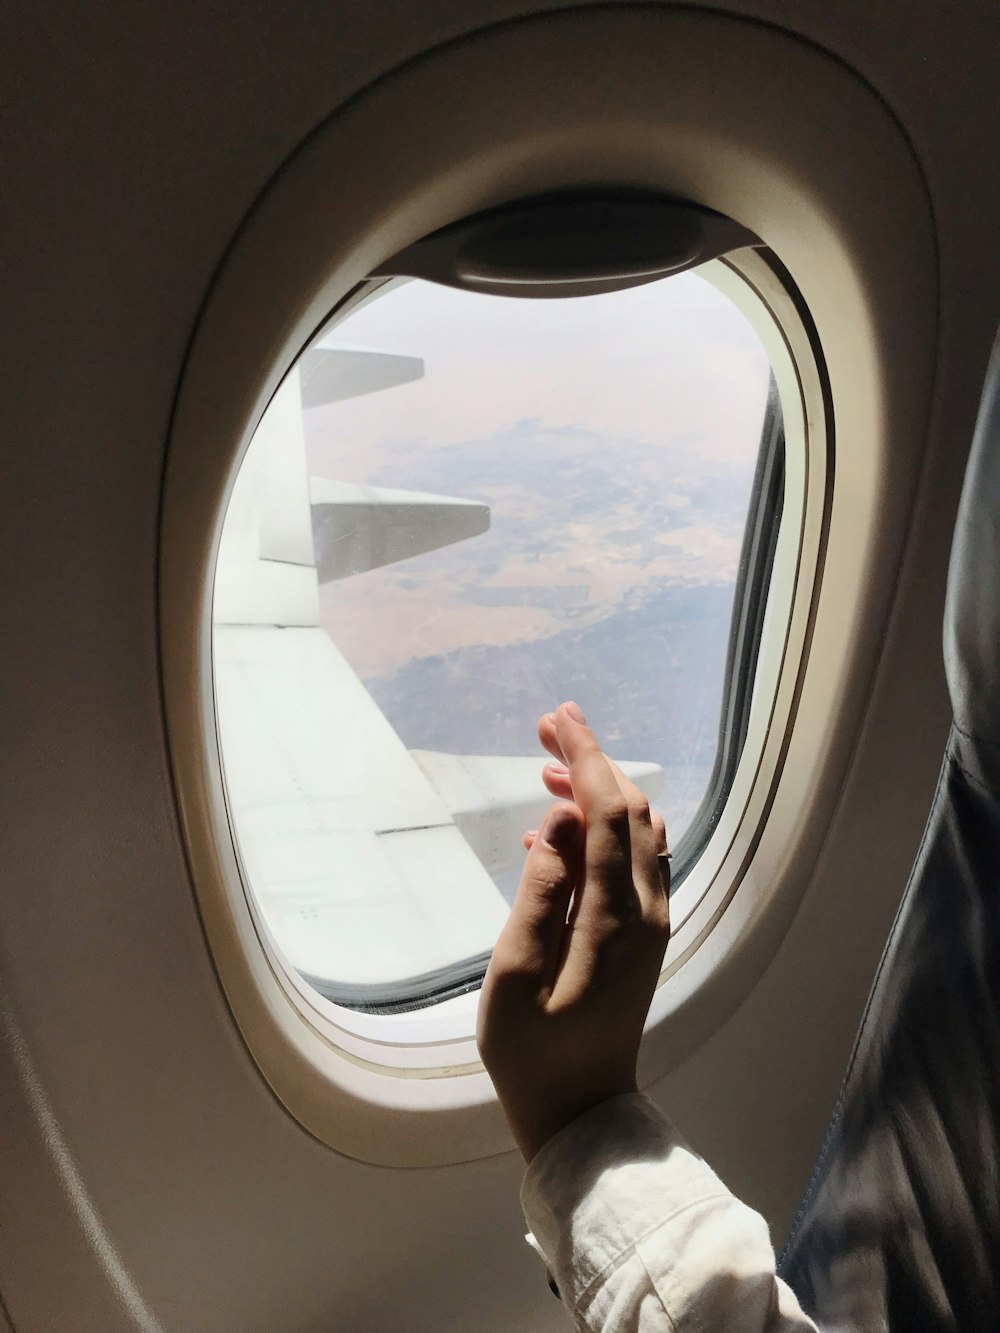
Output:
[477,701,671,1163]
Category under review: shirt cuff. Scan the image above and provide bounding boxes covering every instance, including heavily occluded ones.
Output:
[520,1092,730,1313]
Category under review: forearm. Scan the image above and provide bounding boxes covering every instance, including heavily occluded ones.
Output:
[521,1094,818,1333]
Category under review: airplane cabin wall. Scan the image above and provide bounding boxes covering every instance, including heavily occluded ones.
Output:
[2,2,999,1330]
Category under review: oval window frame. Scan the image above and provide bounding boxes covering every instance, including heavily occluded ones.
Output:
[159,7,936,1165]
[212,254,798,1020]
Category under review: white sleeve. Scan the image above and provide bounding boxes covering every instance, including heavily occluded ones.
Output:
[520,1093,819,1333]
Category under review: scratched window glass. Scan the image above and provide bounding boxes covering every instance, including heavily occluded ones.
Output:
[213,273,776,1004]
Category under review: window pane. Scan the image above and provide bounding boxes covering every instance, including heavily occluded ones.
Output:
[213,272,775,1005]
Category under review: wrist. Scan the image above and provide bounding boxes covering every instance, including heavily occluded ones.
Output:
[510,1080,640,1163]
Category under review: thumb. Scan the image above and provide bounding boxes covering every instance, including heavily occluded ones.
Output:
[501,802,585,984]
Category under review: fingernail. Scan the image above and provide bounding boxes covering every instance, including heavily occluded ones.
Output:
[540,806,578,851]
[565,701,587,724]
[545,712,557,726]
[545,761,569,775]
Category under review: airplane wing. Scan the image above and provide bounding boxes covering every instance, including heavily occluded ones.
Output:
[214,625,510,987]
[309,477,490,582]
[213,345,662,1001]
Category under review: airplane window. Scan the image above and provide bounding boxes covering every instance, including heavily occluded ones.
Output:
[212,271,782,1013]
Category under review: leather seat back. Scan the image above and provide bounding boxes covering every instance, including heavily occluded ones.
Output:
[778,332,1000,1331]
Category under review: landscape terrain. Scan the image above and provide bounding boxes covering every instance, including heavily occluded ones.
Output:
[305,273,769,844]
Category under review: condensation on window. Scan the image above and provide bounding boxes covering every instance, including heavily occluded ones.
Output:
[213,273,773,999]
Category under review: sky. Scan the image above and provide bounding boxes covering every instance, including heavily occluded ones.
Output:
[307,272,767,472]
